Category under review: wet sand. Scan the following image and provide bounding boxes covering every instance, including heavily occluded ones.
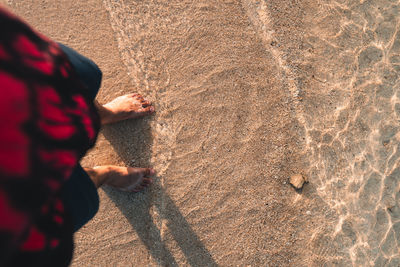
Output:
[4,0,400,266]
[296,1,400,265]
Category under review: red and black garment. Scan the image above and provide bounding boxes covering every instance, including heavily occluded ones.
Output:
[0,7,100,267]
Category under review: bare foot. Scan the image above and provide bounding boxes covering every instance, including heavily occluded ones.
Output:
[85,166,155,192]
[98,93,155,125]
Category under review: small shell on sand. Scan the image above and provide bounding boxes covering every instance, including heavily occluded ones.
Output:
[290,174,307,189]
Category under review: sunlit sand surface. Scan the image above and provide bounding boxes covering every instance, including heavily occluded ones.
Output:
[4,0,400,266]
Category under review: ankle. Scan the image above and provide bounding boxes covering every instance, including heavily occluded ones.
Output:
[84,166,110,188]
[94,100,113,125]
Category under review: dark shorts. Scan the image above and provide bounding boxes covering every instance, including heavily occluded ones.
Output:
[59,43,101,232]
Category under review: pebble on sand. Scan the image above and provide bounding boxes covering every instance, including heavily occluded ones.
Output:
[290,174,307,189]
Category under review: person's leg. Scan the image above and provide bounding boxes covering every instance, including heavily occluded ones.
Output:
[58,43,103,232]
[62,165,155,232]
[59,43,156,232]
[58,43,102,101]
[58,43,154,125]
[61,165,99,232]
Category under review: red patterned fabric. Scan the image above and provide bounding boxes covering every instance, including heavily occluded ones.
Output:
[0,7,100,267]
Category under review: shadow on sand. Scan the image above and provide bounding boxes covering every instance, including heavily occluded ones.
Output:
[102,118,217,267]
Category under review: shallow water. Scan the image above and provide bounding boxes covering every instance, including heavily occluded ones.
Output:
[267,0,400,265]
[238,0,400,265]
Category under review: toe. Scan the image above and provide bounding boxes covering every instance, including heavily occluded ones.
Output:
[140,182,150,188]
[142,178,153,185]
[143,168,156,176]
[141,100,152,107]
[132,185,145,192]
[140,168,156,178]
[142,106,155,114]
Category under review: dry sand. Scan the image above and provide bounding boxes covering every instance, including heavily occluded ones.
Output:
[4,0,400,266]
